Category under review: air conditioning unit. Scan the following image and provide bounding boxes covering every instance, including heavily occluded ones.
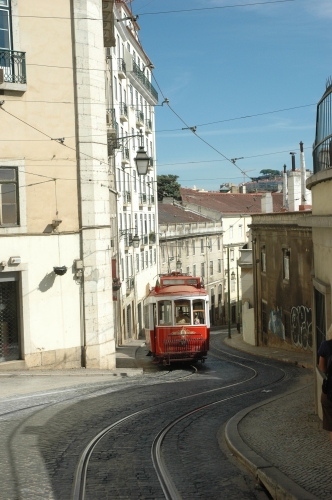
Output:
[0,69,4,85]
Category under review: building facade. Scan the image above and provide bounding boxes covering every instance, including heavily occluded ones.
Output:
[307,79,332,416]
[158,203,223,324]
[250,212,313,354]
[107,0,159,345]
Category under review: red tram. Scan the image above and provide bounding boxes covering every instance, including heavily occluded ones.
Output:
[145,273,210,365]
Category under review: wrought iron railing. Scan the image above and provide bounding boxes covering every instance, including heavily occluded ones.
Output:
[136,110,144,124]
[141,235,148,246]
[145,119,152,131]
[313,136,332,173]
[120,102,128,118]
[122,191,131,204]
[149,195,155,204]
[132,61,158,101]
[122,148,129,162]
[118,58,126,74]
[126,277,134,290]
[0,49,26,84]
[139,193,147,204]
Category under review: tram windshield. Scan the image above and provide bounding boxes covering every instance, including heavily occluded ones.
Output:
[174,300,191,324]
[156,298,207,326]
[158,300,172,325]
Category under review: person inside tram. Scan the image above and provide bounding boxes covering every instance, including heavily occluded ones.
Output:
[194,314,200,325]
[176,307,190,324]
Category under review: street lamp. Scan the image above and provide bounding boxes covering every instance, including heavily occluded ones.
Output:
[134,146,150,176]
[132,234,140,249]
[231,271,236,280]
[176,258,182,271]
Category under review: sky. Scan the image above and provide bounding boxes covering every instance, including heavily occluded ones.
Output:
[129,0,332,191]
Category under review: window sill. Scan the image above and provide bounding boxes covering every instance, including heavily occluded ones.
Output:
[0,82,27,93]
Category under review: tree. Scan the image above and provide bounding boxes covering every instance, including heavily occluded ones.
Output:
[260,169,282,177]
[157,174,181,202]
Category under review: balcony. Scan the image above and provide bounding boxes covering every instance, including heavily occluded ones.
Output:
[141,235,148,246]
[148,195,155,205]
[0,49,26,85]
[139,193,147,205]
[149,232,156,244]
[126,277,134,293]
[121,147,129,164]
[122,191,131,204]
[132,61,158,102]
[107,116,119,155]
[145,119,152,134]
[118,58,126,79]
[136,110,144,127]
[120,102,128,122]
[238,249,253,268]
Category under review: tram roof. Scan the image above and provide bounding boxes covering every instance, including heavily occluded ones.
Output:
[150,285,208,297]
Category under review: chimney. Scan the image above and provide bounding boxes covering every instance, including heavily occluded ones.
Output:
[288,154,301,211]
[299,141,312,210]
[261,192,273,213]
[283,164,288,209]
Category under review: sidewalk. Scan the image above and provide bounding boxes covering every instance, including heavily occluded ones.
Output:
[0,343,143,399]
[223,333,331,500]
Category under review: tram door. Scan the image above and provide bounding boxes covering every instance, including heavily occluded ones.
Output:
[0,273,20,363]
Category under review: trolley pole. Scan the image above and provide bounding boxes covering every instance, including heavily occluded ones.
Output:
[227,246,231,339]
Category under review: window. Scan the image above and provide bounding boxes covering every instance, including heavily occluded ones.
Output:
[239,225,243,238]
[209,238,212,250]
[209,261,213,276]
[149,249,152,266]
[217,236,221,250]
[145,250,148,267]
[193,264,196,277]
[140,213,143,236]
[154,248,156,264]
[230,248,234,261]
[141,251,144,270]
[133,170,137,192]
[193,299,206,325]
[186,266,190,275]
[171,244,174,258]
[175,300,191,325]
[158,300,172,325]
[121,257,124,281]
[231,277,235,293]
[0,168,18,225]
[192,239,196,255]
[114,76,118,100]
[0,0,11,50]
[261,246,266,273]
[201,262,205,278]
[136,254,139,273]
[218,259,222,273]
[161,245,165,262]
[230,225,233,238]
[186,240,189,256]
[201,238,204,253]
[130,85,133,106]
[131,127,135,150]
[283,248,290,280]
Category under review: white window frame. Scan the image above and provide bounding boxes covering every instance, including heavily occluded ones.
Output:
[0,160,26,234]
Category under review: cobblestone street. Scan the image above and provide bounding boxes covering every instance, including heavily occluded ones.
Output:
[0,331,308,500]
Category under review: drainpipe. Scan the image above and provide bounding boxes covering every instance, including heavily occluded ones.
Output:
[283,164,288,209]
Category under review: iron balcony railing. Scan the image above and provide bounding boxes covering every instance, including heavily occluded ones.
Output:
[120,102,128,118]
[139,193,147,204]
[132,61,158,101]
[126,277,134,290]
[136,110,144,124]
[313,135,332,173]
[118,58,126,75]
[149,194,155,205]
[0,49,26,84]
[141,235,148,246]
[149,232,156,243]
[145,119,152,131]
[122,148,129,162]
[122,191,131,204]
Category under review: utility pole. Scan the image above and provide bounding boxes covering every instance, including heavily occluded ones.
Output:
[227,246,231,339]
[236,261,240,333]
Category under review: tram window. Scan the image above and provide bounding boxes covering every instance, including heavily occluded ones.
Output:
[193,300,206,325]
[158,301,172,325]
[175,300,191,325]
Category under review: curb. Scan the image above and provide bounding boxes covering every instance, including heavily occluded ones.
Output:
[224,385,319,500]
[223,336,313,370]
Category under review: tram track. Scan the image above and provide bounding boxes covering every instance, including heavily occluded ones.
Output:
[71,344,288,500]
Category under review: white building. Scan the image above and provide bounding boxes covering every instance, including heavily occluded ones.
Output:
[108,0,159,345]
[158,202,223,324]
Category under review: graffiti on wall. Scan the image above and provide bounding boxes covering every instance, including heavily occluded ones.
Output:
[268,308,285,340]
[291,306,312,350]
